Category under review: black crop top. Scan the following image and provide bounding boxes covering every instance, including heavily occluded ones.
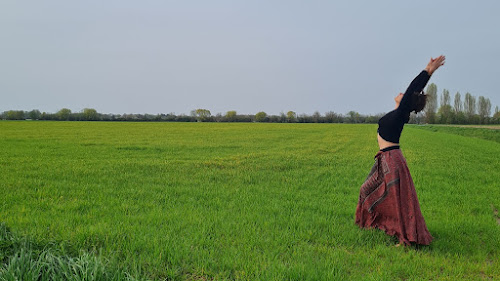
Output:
[377,70,431,143]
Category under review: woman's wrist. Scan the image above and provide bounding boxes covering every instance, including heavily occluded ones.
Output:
[424,66,433,75]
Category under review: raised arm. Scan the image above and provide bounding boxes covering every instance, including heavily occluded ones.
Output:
[405,55,446,95]
[400,56,446,110]
[424,55,446,75]
[403,71,431,97]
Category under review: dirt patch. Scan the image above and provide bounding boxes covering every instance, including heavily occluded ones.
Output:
[451,125,500,130]
[492,205,500,225]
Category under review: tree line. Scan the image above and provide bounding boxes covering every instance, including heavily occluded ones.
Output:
[423,83,499,124]
[0,108,379,123]
[2,84,499,124]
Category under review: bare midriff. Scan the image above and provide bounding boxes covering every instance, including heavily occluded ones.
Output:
[377,133,399,150]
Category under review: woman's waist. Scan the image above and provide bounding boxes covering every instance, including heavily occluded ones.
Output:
[379,145,400,152]
[377,133,400,150]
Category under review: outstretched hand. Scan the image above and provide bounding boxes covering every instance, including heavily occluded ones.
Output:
[425,55,445,75]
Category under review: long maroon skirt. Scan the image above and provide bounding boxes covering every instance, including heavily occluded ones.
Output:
[355,146,433,245]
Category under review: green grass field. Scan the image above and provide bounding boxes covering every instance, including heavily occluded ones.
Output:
[413,124,500,143]
[1,121,499,280]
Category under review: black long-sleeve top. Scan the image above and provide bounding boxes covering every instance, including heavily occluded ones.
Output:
[377,70,431,143]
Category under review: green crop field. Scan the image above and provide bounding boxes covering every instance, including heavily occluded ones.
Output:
[1,121,499,280]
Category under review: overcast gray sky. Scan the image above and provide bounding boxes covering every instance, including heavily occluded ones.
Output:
[1,1,499,116]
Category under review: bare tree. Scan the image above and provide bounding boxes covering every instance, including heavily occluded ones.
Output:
[440,89,450,107]
[312,111,321,123]
[464,93,476,116]
[454,92,462,112]
[477,96,491,122]
[424,83,438,123]
[494,106,500,122]
[438,89,453,124]
[325,111,339,123]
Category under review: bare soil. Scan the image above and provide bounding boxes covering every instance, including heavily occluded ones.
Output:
[450,125,500,130]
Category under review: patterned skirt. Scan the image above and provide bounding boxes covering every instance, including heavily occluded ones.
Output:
[355,146,433,245]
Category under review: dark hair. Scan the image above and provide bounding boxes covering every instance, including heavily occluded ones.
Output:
[410,91,427,113]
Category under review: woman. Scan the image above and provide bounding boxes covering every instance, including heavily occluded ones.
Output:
[355,55,446,246]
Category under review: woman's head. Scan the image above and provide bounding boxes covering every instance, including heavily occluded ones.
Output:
[394,91,427,113]
[410,91,427,113]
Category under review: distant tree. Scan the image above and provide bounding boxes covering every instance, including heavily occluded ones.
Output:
[255,111,267,122]
[311,111,321,123]
[278,112,286,123]
[193,109,211,122]
[454,111,467,124]
[142,114,156,121]
[409,112,426,124]
[28,109,41,120]
[268,114,280,123]
[176,114,195,122]
[214,113,223,122]
[56,108,72,121]
[366,113,384,124]
[297,113,311,123]
[163,113,177,122]
[6,110,25,120]
[440,89,450,107]
[493,106,500,124]
[325,111,340,123]
[477,96,491,123]
[424,83,438,123]
[463,93,476,121]
[454,92,462,113]
[225,110,237,122]
[437,105,454,124]
[469,114,481,124]
[346,111,360,123]
[286,111,297,123]
[82,108,99,121]
[438,89,453,124]
[40,112,56,120]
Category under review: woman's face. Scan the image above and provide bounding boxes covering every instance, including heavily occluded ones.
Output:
[394,93,404,105]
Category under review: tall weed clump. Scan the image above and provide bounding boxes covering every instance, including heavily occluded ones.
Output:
[0,223,147,281]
